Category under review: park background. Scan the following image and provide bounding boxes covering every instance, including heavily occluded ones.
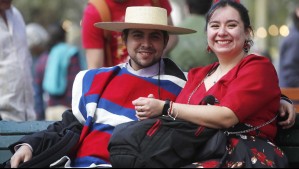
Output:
[13,0,299,70]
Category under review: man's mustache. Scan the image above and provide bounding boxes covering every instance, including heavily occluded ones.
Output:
[137,47,156,53]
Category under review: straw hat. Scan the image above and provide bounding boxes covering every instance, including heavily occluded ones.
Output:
[94,6,196,34]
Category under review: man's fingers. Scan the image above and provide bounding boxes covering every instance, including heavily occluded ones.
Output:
[148,94,155,98]
[10,156,22,168]
[132,97,148,106]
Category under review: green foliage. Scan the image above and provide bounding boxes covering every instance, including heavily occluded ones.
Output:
[12,0,87,27]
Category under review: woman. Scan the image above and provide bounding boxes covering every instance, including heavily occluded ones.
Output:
[133,0,289,167]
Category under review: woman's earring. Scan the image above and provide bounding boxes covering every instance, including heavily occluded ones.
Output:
[206,46,212,53]
[243,40,253,53]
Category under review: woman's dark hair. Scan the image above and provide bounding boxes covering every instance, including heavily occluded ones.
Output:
[205,0,253,34]
[186,0,213,15]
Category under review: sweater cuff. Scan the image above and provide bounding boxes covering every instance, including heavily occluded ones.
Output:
[14,143,33,152]
[281,94,293,105]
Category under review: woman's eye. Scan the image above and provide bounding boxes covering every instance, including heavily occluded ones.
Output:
[211,25,219,28]
[228,24,237,28]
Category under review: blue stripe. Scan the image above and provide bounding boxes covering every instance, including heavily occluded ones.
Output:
[95,66,119,74]
[82,70,97,94]
[84,94,100,105]
[159,79,183,96]
[84,116,93,128]
[79,96,87,120]
[98,98,137,120]
[71,156,109,167]
[91,123,114,135]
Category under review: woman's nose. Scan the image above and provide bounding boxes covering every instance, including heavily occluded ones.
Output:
[218,27,228,36]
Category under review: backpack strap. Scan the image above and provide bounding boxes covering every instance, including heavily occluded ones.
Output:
[88,0,113,66]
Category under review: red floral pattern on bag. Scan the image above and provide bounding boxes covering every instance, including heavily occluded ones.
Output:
[274,147,284,157]
[192,160,220,168]
[251,148,275,167]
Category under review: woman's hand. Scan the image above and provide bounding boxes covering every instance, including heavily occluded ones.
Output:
[132,94,164,121]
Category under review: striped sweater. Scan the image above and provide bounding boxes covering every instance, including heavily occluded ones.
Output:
[70,59,186,167]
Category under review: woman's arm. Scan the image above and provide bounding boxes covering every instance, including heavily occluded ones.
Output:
[133,97,238,129]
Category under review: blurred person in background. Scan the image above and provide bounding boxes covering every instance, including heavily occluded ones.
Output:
[26,23,49,120]
[168,0,187,26]
[41,22,85,120]
[279,2,299,87]
[169,0,217,71]
[0,0,36,121]
[81,0,178,69]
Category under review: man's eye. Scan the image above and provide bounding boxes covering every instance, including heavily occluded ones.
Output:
[133,34,142,38]
[152,35,160,39]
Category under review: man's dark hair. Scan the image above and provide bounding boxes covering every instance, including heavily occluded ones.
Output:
[186,0,213,15]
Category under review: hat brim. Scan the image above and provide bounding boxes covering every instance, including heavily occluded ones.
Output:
[94,22,196,35]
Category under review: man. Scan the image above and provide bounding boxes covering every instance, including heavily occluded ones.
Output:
[0,0,36,121]
[9,6,195,168]
[81,0,178,69]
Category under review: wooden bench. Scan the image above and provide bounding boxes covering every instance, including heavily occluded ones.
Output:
[0,116,299,167]
[281,87,299,112]
[0,121,54,164]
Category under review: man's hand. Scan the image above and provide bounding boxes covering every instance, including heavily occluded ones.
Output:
[10,145,33,168]
[133,94,163,121]
[278,99,296,129]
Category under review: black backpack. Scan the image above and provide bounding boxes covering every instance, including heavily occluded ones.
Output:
[108,116,227,168]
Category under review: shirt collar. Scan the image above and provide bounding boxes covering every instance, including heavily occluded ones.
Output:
[125,59,165,77]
